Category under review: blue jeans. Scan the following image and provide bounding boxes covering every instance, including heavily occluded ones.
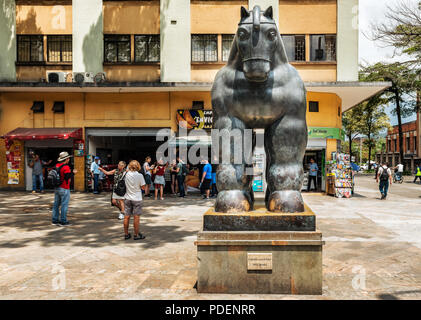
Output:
[379,180,389,197]
[93,174,99,193]
[52,188,70,223]
[177,175,185,197]
[32,174,44,191]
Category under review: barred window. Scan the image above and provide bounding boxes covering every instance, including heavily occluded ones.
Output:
[281,35,305,62]
[104,35,131,63]
[222,34,235,61]
[47,35,72,62]
[135,35,160,62]
[191,35,218,62]
[17,35,43,62]
[310,35,336,61]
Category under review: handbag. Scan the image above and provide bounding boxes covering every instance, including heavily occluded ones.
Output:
[114,172,127,197]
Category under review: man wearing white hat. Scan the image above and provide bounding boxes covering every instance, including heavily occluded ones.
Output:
[52,151,77,226]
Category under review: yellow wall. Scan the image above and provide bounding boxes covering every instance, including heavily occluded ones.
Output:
[16,4,72,34]
[306,91,341,129]
[191,1,246,34]
[0,90,339,190]
[103,65,160,82]
[279,0,337,34]
[103,1,160,34]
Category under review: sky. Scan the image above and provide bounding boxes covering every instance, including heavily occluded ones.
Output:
[359,0,418,126]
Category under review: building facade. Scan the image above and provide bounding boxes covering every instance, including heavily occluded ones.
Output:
[376,111,421,172]
[0,0,388,192]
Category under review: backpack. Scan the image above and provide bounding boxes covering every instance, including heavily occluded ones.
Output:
[114,172,127,197]
[380,167,390,181]
[181,163,189,176]
[47,165,64,188]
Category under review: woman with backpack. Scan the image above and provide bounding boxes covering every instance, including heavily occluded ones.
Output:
[99,161,127,220]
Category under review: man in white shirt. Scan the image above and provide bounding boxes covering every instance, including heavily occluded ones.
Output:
[376,162,392,200]
[124,160,146,240]
[394,163,404,181]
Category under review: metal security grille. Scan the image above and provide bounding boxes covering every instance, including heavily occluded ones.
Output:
[135,35,160,62]
[104,35,131,63]
[191,34,218,62]
[17,35,43,62]
[222,34,235,61]
[325,35,336,61]
[47,35,72,62]
[294,35,305,61]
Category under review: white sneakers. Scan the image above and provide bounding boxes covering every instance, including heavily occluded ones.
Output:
[118,213,124,220]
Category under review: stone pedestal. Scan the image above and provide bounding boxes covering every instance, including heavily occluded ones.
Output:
[195,204,324,294]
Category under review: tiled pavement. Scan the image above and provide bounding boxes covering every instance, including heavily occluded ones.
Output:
[0,175,421,299]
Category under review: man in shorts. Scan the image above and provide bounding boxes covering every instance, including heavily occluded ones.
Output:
[142,156,153,197]
[200,159,212,199]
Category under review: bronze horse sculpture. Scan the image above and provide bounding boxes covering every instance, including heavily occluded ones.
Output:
[212,5,308,213]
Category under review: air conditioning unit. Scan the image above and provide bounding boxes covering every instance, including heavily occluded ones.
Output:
[72,72,94,84]
[94,72,106,84]
[46,71,68,83]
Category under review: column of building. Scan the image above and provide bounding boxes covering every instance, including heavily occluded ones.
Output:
[0,0,16,81]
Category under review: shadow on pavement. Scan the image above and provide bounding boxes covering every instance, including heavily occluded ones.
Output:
[0,191,209,249]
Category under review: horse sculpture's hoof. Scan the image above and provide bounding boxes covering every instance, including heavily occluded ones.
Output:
[215,190,252,213]
[267,190,304,213]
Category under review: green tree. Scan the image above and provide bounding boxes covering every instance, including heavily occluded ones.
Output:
[342,104,364,159]
[360,63,419,165]
[359,96,391,170]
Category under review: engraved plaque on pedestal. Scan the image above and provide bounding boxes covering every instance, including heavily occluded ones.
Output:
[247,253,273,270]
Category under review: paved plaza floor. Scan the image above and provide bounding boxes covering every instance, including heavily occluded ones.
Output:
[0,175,421,300]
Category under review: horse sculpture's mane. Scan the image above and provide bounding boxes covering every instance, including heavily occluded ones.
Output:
[227,6,290,69]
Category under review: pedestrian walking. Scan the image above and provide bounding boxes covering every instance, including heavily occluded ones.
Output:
[90,156,101,194]
[29,154,52,193]
[170,159,178,195]
[176,156,186,198]
[377,162,392,200]
[142,156,154,198]
[51,151,77,226]
[153,160,168,200]
[414,164,421,184]
[211,162,218,198]
[200,159,212,199]
[307,158,318,192]
[99,161,127,220]
[124,160,146,240]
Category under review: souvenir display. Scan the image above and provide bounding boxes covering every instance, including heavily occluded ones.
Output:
[326,153,354,198]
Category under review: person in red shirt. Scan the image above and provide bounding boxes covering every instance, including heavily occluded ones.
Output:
[153,160,168,200]
[52,151,77,226]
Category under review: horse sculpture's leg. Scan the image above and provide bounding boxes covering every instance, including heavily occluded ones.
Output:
[213,115,254,212]
[264,115,307,212]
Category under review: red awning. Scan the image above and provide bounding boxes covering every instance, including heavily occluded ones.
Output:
[2,127,82,148]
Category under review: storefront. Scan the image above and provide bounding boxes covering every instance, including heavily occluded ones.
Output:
[1,127,83,191]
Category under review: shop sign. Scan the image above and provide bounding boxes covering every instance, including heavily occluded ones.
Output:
[176,110,213,130]
[308,127,344,140]
[74,139,85,157]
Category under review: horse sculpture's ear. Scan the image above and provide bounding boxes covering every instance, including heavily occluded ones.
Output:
[263,6,273,19]
[241,6,250,19]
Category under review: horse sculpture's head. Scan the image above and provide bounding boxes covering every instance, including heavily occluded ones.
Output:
[234,6,284,82]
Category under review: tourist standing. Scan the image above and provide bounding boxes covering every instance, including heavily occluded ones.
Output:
[90,156,101,194]
[414,164,421,184]
[307,158,318,192]
[153,160,167,200]
[99,161,127,220]
[29,154,52,193]
[52,151,77,226]
[211,163,218,198]
[124,160,146,240]
[142,156,154,198]
[170,159,178,195]
[200,159,212,199]
[377,162,392,200]
[176,156,186,198]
